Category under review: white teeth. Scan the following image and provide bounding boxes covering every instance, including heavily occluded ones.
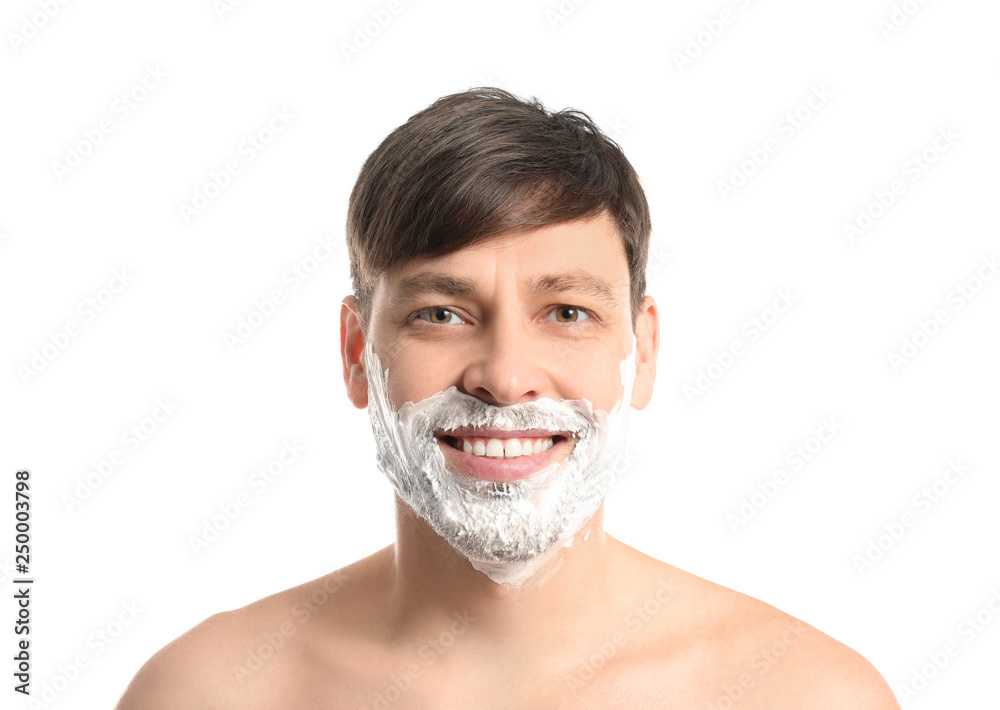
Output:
[452,436,556,459]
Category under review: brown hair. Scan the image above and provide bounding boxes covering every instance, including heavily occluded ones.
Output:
[346,87,651,327]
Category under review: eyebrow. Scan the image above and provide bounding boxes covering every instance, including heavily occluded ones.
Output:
[388,273,482,308]
[526,269,622,310]
[388,268,622,310]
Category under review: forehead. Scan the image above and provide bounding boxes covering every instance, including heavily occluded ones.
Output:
[374,214,630,304]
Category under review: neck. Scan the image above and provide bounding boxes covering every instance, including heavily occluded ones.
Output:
[385,494,618,650]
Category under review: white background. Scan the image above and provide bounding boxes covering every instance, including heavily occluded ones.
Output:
[1,0,998,707]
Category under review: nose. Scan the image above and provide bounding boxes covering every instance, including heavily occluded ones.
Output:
[460,319,546,406]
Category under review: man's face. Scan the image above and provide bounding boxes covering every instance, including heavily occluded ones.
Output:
[346,212,656,476]
[340,212,658,580]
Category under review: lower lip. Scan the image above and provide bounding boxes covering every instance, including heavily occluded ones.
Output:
[436,437,572,482]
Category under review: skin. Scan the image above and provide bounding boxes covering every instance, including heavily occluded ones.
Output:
[116,213,901,709]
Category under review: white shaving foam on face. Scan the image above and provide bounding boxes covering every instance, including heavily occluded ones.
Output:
[363,336,637,588]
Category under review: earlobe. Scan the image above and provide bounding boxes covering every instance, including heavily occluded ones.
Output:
[629,296,659,410]
[340,296,369,409]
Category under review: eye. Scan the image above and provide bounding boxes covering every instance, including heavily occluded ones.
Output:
[547,306,591,323]
[415,307,466,325]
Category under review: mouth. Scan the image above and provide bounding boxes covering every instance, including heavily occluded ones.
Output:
[434,428,574,483]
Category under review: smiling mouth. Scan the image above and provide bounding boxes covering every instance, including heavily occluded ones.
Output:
[433,429,575,483]
[437,434,568,459]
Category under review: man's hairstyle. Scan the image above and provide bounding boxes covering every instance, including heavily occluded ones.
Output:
[346,87,652,327]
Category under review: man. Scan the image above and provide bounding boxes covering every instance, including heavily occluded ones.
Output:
[117,88,899,708]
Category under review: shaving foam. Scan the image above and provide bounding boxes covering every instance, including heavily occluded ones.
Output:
[363,336,637,587]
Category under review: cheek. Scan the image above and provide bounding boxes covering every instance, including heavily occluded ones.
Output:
[382,345,457,407]
[544,346,625,412]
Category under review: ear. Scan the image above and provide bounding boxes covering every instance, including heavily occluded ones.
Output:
[340,295,369,409]
[629,295,659,410]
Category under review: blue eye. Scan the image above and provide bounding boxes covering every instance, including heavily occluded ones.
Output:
[548,306,591,323]
[417,307,466,325]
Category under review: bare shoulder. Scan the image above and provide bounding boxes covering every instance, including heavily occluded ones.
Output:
[734,599,901,709]
[115,549,389,710]
[114,606,257,710]
[611,541,900,709]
